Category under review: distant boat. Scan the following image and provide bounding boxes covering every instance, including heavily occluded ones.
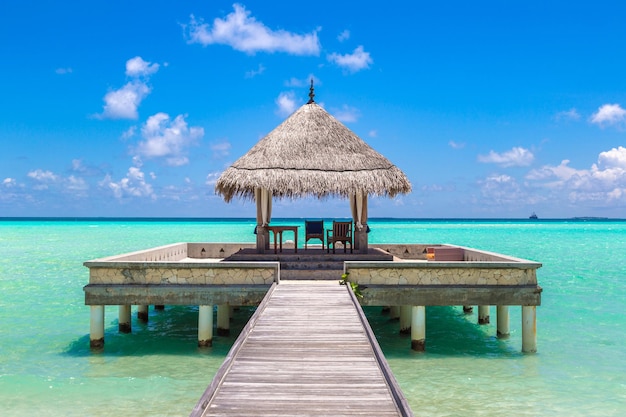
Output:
[529,212,538,219]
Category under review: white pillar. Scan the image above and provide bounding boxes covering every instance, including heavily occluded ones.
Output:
[522,306,537,353]
[137,305,149,322]
[389,305,400,320]
[198,305,214,347]
[90,305,105,349]
[478,305,490,324]
[118,305,131,333]
[497,305,510,337]
[217,304,230,336]
[411,306,426,352]
[399,305,412,334]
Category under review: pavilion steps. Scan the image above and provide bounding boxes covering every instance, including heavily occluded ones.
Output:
[223,247,394,281]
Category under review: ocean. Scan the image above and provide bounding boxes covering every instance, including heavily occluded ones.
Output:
[0,218,625,416]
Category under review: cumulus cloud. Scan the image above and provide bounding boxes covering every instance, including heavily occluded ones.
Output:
[2,178,17,187]
[99,81,151,120]
[590,104,626,127]
[245,63,266,78]
[526,146,626,204]
[478,147,535,167]
[97,56,159,120]
[210,140,231,158]
[338,29,350,42]
[275,91,297,116]
[555,108,580,121]
[205,171,222,186]
[100,166,155,200]
[27,169,59,189]
[449,140,465,149]
[327,46,373,73]
[135,113,204,166]
[332,105,360,123]
[125,56,159,77]
[184,4,320,56]
[55,67,73,75]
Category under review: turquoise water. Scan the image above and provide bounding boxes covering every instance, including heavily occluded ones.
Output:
[1,218,625,416]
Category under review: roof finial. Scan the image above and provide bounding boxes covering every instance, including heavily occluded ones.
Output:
[307,78,315,104]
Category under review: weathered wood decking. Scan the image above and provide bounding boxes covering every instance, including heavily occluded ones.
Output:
[191,281,413,417]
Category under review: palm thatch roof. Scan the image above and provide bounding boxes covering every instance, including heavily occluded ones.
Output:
[215,97,412,202]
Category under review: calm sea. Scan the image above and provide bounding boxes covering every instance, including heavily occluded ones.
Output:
[0,218,625,416]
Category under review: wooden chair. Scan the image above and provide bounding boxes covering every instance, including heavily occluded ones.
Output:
[305,220,324,250]
[326,221,353,253]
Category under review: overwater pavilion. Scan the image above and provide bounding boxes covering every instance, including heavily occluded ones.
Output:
[84,85,542,354]
[84,84,542,416]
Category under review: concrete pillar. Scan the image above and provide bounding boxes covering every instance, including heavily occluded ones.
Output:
[497,305,510,337]
[118,305,131,333]
[389,305,400,320]
[522,306,537,353]
[463,305,473,314]
[478,305,490,324]
[399,305,412,334]
[411,306,426,352]
[217,304,230,336]
[90,305,105,349]
[137,305,149,322]
[198,305,214,347]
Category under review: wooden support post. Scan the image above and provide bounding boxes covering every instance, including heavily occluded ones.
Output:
[463,305,473,314]
[399,305,412,334]
[198,305,214,347]
[522,306,537,353]
[118,305,131,333]
[154,305,165,311]
[411,306,426,351]
[478,305,490,324]
[497,305,510,337]
[137,305,149,322]
[217,304,230,336]
[90,305,105,349]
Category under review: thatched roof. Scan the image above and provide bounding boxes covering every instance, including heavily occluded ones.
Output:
[215,99,412,202]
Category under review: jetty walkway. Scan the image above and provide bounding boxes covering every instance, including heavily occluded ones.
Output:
[191,280,413,417]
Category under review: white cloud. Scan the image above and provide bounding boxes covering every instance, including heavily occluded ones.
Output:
[478,147,535,167]
[210,140,231,158]
[205,171,221,186]
[332,105,360,123]
[125,56,159,77]
[97,56,159,120]
[2,178,17,187]
[368,130,377,138]
[275,91,297,116]
[55,67,73,75]
[185,5,320,56]
[338,30,350,42]
[449,140,465,149]
[100,81,151,120]
[590,104,626,127]
[65,175,88,193]
[598,146,626,168]
[555,108,580,121]
[245,63,266,78]
[135,113,204,166]
[327,46,373,73]
[526,147,626,205]
[100,166,155,200]
[27,169,58,183]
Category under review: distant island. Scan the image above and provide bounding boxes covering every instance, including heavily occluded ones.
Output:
[571,216,609,220]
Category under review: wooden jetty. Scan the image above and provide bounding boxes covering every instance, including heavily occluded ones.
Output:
[191,281,413,417]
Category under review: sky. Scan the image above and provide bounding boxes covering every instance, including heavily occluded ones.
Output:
[1,1,625,219]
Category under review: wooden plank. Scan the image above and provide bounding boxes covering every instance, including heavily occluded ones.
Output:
[192,281,414,417]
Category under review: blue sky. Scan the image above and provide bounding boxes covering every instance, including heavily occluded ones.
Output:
[1,1,625,218]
